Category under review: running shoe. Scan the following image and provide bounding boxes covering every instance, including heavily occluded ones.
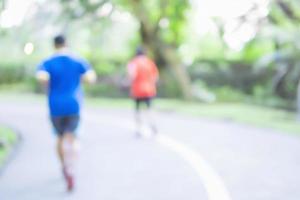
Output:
[63,167,75,192]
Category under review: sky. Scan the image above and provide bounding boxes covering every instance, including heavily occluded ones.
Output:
[191,0,270,50]
[0,0,36,28]
[193,0,269,19]
[0,0,270,27]
[0,0,270,50]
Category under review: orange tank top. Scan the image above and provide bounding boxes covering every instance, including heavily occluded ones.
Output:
[127,56,159,98]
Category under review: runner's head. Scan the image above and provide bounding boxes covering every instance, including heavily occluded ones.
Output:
[136,46,145,56]
[54,35,66,49]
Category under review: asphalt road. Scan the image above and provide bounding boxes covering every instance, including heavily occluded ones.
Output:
[0,98,300,200]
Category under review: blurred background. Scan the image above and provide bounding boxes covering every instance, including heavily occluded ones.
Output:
[1,0,300,131]
[0,0,293,101]
[1,1,300,199]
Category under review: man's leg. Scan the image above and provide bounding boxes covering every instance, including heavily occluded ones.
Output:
[61,132,77,191]
[51,117,65,167]
[61,116,80,191]
[62,133,78,171]
[51,116,79,191]
[135,99,143,137]
[144,98,158,135]
[57,136,64,166]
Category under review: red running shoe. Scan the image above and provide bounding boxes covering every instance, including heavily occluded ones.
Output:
[66,173,74,192]
[63,167,75,192]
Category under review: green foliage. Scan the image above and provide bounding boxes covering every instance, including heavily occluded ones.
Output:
[0,126,17,166]
[213,86,246,102]
[0,62,26,84]
[159,0,189,45]
[0,127,16,145]
[242,39,275,62]
[195,34,226,59]
[1,0,300,103]
[115,0,190,45]
[191,80,216,103]
[157,69,182,98]
[84,83,126,97]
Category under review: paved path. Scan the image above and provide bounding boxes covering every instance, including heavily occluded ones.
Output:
[0,99,300,200]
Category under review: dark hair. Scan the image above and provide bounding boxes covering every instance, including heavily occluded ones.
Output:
[54,35,66,47]
[136,46,145,56]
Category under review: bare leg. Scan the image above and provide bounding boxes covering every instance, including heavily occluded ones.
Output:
[145,107,158,136]
[62,132,78,191]
[56,134,78,171]
[57,137,64,167]
[62,133,78,171]
[135,109,143,138]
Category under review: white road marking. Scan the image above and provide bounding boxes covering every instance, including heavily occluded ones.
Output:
[157,134,231,200]
[86,114,232,200]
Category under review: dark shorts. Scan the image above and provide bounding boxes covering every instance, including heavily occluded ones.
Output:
[51,115,80,137]
[135,97,153,111]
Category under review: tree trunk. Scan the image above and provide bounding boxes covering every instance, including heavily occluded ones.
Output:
[141,28,193,99]
[162,45,193,99]
[132,4,193,100]
[273,63,293,98]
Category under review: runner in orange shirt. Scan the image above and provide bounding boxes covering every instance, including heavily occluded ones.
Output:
[127,47,159,138]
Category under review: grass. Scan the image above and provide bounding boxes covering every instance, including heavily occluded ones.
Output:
[88,97,132,108]
[87,97,300,135]
[1,92,300,136]
[0,126,17,166]
[156,100,300,135]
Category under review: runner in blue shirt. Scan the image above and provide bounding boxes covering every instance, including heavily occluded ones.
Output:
[36,35,96,192]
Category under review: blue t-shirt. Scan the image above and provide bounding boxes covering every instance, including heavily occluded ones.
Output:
[38,53,91,117]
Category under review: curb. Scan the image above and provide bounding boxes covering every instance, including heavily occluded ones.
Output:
[0,126,23,176]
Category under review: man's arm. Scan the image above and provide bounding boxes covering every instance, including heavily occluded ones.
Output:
[82,70,97,84]
[127,62,137,82]
[36,70,50,84]
[78,58,97,84]
[36,60,50,87]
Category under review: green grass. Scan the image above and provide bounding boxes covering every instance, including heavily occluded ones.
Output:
[156,100,300,135]
[1,92,300,136]
[88,97,132,108]
[0,82,35,93]
[0,126,17,166]
[87,97,300,135]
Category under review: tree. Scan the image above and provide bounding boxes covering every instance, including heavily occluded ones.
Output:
[253,0,300,115]
[0,0,5,17]
[58,0,193,99]
[123,0,193,99]
[0,0,5,10]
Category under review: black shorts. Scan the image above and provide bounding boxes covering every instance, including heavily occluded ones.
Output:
[135,97,153,111]
[51,115,80,136]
